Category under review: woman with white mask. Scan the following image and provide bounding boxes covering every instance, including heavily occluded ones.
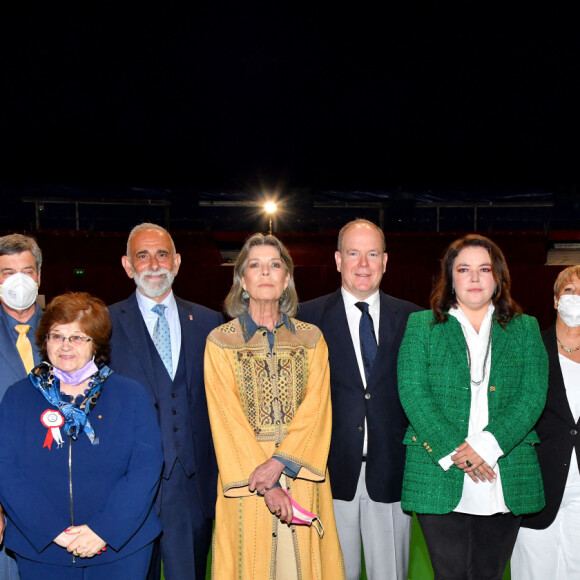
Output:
[512,265,580,579]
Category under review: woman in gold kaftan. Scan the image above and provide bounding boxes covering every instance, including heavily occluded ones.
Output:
[204,233,345,580]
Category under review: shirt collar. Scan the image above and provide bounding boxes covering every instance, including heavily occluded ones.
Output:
[239,311,295,342]
[135,289,177,314]
[2,303,42,330]
[449,302,495,334]
[341,287,380,311]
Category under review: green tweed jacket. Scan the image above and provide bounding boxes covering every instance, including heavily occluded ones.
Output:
[398,309,548,516]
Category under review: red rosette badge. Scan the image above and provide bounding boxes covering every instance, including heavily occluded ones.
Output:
[41,409,64,450]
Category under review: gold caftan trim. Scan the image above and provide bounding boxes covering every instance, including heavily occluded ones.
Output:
[205,318,345,580]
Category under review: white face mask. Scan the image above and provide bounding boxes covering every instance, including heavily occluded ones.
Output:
[0,272,38,311]
[558,294,580,328]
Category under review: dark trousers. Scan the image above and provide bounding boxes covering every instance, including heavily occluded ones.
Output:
[418,512,522,580]
[147,461,212,580]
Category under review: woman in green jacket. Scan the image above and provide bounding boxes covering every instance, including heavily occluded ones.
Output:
[398,234,548,580]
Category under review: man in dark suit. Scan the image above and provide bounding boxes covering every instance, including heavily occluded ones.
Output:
[0,233,44,580]
[299,219,421,580]
[109,223,223,580]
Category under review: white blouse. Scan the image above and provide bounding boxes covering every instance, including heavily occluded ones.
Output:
[440,303,509,515]
[560,354,580,488]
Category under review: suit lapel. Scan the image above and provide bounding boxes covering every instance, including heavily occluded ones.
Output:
[440,315,470,370]
[0,310,28,378]
[369,293,401,384]
[118,294,157,389]
[0,340,24,379]
[176,297,200,389]
[377,291,417,358]
[325,290,365,390]
[490,319,509,381]
[544,325,576,424]
[377,293,395,357]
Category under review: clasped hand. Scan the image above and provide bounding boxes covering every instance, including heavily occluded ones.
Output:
[263,487,293,524]
[248,458,285,495]
[249,458,293,524]
[54,524,106,558]
[451,442,496,483]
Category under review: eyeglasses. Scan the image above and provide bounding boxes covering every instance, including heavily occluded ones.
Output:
[46,333,93,345]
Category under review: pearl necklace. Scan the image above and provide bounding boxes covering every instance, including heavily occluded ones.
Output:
[557,336,580,355]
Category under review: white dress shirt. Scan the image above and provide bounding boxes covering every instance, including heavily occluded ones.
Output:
[135,290,182,379]
[440,303,509,515]
[342,287,380,456]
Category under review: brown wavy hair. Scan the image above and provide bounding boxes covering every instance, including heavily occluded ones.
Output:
[36,292,112,364]
[430,234,521,327]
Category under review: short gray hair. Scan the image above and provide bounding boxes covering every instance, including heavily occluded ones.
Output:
[0,234,42,271]
[224,233,298,319]
[337,219,386,253]
[126,223,176,259]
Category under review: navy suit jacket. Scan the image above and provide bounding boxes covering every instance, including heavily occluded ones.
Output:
[0,304,42,402]
[108,292,223,519]
[299,289,421,503]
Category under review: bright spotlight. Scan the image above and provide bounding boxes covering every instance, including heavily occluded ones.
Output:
[263,201,278,234]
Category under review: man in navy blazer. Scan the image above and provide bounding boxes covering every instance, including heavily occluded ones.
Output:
[299,219,421,580]
[0,234,45,580]
[109,223,223,580]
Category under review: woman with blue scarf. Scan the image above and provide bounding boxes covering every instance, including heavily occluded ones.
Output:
[0,292,163,579]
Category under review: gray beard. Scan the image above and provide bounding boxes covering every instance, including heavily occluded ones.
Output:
[132,267,175,298]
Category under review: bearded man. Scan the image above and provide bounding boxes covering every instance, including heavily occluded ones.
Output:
[109,223,223,580]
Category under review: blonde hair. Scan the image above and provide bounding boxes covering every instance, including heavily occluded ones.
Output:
[554,265,580,297]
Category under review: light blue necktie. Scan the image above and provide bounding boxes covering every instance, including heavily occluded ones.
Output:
[152,304,173,378]
[355,301,377,382]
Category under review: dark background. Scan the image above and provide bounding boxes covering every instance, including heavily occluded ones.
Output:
[0,12,574,580]
[1,4,578,191]
[0,4,578,330]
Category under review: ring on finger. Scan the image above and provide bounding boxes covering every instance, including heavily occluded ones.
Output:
[474,468,480,475]
[466,460,472,467]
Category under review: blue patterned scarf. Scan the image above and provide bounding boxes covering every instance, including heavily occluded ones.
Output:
[29,362,113,444]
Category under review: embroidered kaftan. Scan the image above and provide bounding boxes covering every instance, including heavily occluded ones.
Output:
[204,317,345,580]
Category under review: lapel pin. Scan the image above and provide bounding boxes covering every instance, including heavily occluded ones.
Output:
[189,314,193,321]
